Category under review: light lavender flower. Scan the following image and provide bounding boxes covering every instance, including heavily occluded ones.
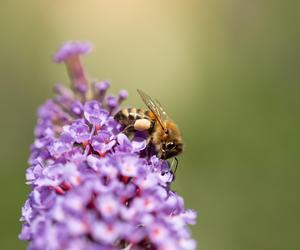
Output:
[19,41,197,250]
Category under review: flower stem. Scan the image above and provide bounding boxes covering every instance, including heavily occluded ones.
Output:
[65,56,89,96]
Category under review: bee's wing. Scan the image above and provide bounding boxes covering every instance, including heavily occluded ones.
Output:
[154,98,169,122]
[137,89,168,130]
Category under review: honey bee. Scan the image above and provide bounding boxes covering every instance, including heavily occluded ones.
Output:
[114,89,183,170]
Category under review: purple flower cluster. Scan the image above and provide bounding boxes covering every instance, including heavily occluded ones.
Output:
[19,42,197,250]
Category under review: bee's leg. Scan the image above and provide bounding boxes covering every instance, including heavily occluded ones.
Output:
[169,157,178,181]
[173,157,178,175]
[122,124,134,135]
[145,137,153,159]
[146,136,152,147]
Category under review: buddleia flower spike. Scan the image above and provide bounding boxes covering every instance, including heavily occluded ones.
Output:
[19,41,197,250]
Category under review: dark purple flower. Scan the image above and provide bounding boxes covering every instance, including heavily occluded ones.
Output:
[19,41,197,250]
[116,133,147,153]
[91,131,116,156]
[66,119,91,143]
[84,100,109,126]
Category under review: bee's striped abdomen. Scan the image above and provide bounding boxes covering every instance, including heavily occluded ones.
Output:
[114,108,154,128]
[126,108,145,120]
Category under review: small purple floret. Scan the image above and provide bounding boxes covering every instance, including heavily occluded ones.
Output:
[66,119,91,143]
[95,81,111,92]
[118,90,128,102]
[53,41,92,63]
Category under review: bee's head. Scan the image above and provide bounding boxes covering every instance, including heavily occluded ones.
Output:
[160,140,183,159]
[159,121,183,159]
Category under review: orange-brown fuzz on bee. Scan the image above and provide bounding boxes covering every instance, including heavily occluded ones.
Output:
[152,121,183,151]
[147,111,156,120]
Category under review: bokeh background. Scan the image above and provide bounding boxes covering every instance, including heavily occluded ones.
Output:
[0,0,299,249]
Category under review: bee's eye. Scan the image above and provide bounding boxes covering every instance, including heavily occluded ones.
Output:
[166,142,175,150]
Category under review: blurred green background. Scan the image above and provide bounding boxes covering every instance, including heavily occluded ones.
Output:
[0,0,299,249]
